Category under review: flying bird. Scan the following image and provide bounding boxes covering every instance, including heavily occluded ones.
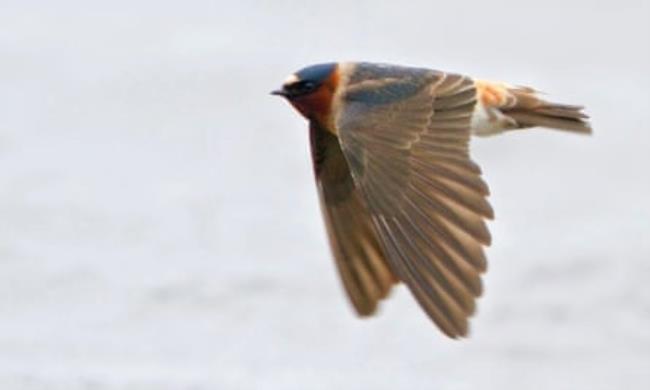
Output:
[272,62,590,338]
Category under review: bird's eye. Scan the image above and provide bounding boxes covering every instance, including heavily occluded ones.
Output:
[300,81,315,91]
[286,81,317,96]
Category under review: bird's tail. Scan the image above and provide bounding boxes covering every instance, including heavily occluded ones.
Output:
[473,80,592,136]
[503,85,591,134]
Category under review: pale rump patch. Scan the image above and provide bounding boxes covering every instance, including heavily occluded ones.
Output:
[471,80,519,136]
[475,80,511,108]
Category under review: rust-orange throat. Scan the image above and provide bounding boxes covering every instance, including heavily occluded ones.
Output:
[272,63,340,129]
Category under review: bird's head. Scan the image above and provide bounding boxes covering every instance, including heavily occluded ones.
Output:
[272,63,339,125]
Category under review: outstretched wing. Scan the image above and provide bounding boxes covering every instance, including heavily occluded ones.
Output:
[335,64,494,337]
[310,123,397,316]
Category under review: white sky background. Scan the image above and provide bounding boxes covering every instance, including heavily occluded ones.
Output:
[1,1,649,389]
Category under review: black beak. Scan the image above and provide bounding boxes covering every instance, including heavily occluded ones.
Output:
[271,89,287,97]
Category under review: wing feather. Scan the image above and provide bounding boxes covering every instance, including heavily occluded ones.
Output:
[335,64,492,337]
[310,124,397,316]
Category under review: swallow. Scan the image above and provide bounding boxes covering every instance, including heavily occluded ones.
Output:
[272,62,590,338]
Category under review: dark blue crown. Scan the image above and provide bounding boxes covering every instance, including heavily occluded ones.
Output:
[295,63,336,84]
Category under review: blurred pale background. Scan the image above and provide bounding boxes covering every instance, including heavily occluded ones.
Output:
[1,1,649,389]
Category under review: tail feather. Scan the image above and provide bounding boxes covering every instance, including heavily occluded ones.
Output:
[473,80,592,136]
[505,88,592,134]
[506,111,591,134]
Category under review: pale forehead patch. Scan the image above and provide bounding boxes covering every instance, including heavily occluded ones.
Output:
[283,73,300,86]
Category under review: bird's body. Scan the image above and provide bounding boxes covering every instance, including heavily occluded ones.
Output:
[273,62,590,338]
